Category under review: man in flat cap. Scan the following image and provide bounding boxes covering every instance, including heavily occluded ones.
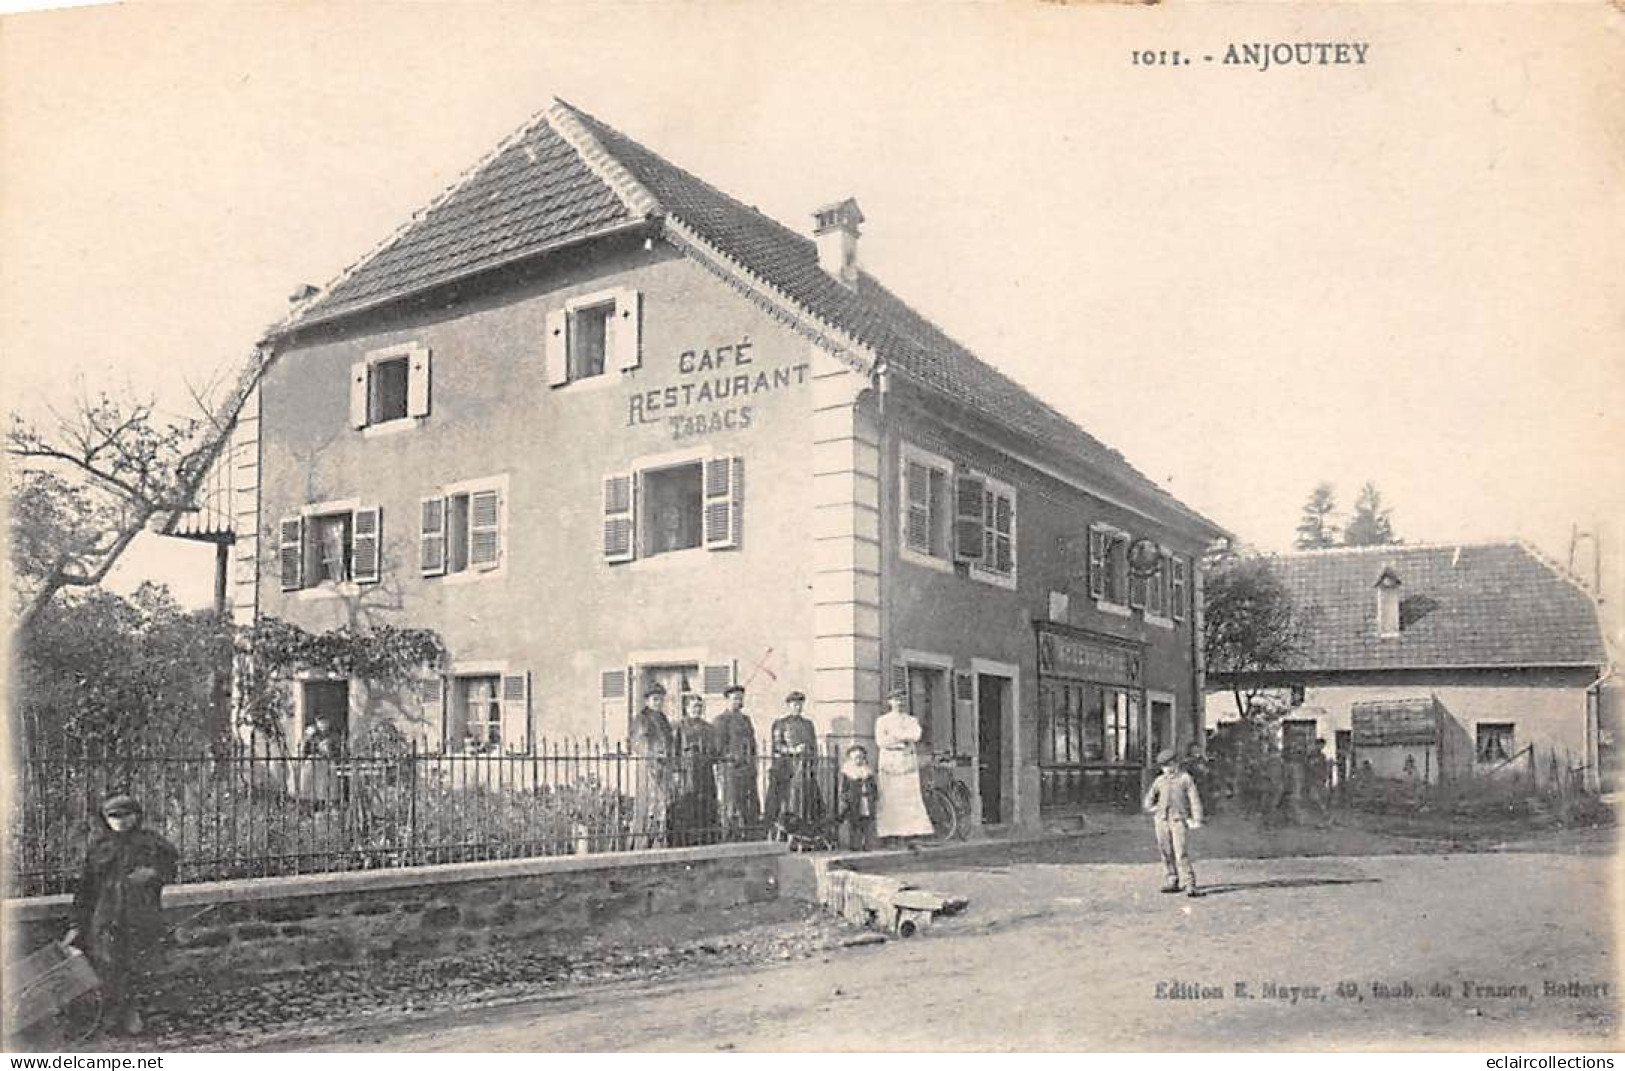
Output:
[765,690,822,838]
[711,684,760,839]
[1142,747,1204,897]
[629,684,674,849]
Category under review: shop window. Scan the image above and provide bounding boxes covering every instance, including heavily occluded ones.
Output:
[546,288,642,387]
[350,343,431,429]
[602,457,741,563]
[1477,723,1515,763]
[421,478,505,577]
[279,504,382,591]
[1088,526,1130,607]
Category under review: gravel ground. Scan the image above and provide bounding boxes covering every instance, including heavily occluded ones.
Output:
[28,900,869,1053]
[303,851,1618,1052]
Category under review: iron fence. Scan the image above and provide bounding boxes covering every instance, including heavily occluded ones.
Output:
[7,736,842,898]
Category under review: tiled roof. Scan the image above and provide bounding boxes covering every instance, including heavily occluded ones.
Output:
[293,116,635,326]
[1268,542,1607,672]
[275,100,1224,536]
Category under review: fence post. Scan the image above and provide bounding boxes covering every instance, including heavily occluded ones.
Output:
[408,739,419,864]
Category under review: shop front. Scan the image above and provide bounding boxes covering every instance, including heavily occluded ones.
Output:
[1036,625,1148,812]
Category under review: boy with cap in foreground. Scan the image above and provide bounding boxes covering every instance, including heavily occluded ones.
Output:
[1143,748,1204,897]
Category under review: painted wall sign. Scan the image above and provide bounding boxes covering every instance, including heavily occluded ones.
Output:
[624,336,811,439]
[1038,632,1141,686]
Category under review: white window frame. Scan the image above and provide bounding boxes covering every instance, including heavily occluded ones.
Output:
[357,342,431,437]
[603,445,744,572]
[549,287,641,393]
[427,474,510,585]
[1090,523,1132,616]
[967,471,1018,591]
[293,497,375,599]
[899,442,954,574]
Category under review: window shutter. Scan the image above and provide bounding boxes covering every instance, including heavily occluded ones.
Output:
[545,309,569,386]
[500,672,530,754]
[1172,558,1188,621]
[993,492,1015,575]
[612,289,642,371]
[904,461,931,553]
[407,347,432,417]
[953,474,985,563]
[469,489,501,570]
[953,670,975,747]
[349,362,369,428]
[351,506,382,584]
[419,496,447,577]
[603,473,635,563]
[889,662,909,701]
[279,515,304,591]
[1088,528,1106,599]
[1129,567,1148,610]
[702,664,734,695]
[704,456,742,550]
[420,676,446,751]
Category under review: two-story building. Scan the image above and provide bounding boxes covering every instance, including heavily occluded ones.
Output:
[220,100,1225,828]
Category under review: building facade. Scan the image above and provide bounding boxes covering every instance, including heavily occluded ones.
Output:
[1204,542,1613,792]
[222,101,1224,828]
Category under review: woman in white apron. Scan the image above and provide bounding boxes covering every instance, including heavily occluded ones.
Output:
[874,690,933,841]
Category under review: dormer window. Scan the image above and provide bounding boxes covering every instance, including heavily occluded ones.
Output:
[1375,566,1402,637]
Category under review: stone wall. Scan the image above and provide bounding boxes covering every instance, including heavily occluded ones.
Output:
[5,842,782,979]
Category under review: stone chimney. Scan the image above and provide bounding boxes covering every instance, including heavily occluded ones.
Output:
[812,198,864,288]
[1375,566,1402,637]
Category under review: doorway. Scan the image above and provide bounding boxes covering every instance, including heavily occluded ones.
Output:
[1148,695,1175,760]
[976,673,1010,824]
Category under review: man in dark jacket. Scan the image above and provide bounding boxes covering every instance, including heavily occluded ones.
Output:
[70,795,179,1036]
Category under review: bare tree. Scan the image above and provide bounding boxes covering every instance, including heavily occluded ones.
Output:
[8,350,268,631]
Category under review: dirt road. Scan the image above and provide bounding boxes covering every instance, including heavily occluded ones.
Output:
[302,851,1617,1051]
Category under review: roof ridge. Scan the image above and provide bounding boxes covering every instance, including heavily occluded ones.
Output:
[554,103,1215,533]
[555,101,879,375]
[1274,540,1523,558]
[544,99,661,219]
[268,105,561,339]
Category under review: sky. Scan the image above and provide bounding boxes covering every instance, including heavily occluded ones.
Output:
[3,2,1622,612]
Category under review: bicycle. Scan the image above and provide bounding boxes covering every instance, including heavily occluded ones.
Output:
[921,752,976,842]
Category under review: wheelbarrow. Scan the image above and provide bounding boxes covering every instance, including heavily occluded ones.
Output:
[5,937,102,1043]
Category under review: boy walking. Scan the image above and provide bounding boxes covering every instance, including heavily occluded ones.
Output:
[1143,748,1204,898]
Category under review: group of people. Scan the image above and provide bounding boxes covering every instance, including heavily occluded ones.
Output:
[626,684,937,850]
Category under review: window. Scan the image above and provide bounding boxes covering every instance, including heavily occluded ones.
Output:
[602,456,741,563]
[1170,556,1188,621]
[1281,718,1317,758]
[369,357,410,423]
[1477,723,1515,764]
[421,477,506,578]
[903,452,951,562]
[1088,526,1130,607]
[642,463,704,556]
[279,503,381,591]
[546,288,642,387]
[1145,553,1169,619]
[350,343,430,429]
[460,676,502,751]
[423,671,530,754]
[1040,682,1137,766]
[957,473,1017,588]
